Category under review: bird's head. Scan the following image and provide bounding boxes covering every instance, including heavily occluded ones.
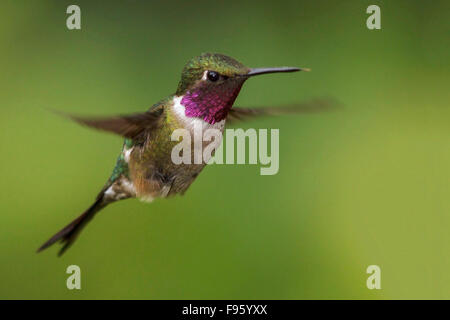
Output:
[175,53,305,124]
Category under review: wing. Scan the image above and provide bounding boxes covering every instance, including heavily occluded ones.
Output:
[227,98,338,124]
[54,105,164,140]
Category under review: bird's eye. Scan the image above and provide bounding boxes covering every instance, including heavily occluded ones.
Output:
[207,71,219,82]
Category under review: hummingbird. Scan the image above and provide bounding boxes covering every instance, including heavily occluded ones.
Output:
[38,53,329,256]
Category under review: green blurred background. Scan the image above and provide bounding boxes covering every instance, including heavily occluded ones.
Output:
[0,0,448,299]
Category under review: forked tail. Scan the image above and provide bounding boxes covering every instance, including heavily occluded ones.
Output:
[37,195,108,256]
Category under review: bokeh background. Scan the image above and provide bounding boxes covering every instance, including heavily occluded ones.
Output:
[0,0,448,299]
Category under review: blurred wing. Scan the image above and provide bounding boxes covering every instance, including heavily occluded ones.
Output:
[227,98,338,124]
[54,106,164,140]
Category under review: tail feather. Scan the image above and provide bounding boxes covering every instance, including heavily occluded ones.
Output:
[37,196,107,256]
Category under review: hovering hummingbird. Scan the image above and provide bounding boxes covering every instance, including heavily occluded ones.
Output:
[38,53,330,256]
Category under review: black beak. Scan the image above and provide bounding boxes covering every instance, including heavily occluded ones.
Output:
[246,67,310,77]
